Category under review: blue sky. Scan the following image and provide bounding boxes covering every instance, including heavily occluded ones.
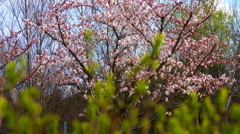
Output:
[221,0,230,3]
[217,0,231,13]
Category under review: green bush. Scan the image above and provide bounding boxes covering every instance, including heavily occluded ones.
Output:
[70,77,240,134]
[1,44,240,134]
[0,57,59,134]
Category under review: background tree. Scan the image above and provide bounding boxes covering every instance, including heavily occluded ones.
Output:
[223,0,240,111]
[0,0,74,128]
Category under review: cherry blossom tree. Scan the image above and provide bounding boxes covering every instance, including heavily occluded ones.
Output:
[24,0,236,112]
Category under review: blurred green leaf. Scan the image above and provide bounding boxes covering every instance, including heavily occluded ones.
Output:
[5,56,26,90]
[84,29,93,44]
[217,86,228,112]
[19,88,41,116]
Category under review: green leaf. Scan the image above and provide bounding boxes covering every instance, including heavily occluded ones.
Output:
[84,29,94,44]
[5,56,26,90]
[19,88,41,116]
[5,61,18,89]
[105,72,115,99]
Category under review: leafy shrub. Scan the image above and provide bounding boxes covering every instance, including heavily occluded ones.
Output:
[0,57,59,134]
[1,40,240,134]
[70,78,240,134]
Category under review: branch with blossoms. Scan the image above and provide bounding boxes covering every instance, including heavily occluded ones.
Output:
[0,31,36,69]
[0,30,42,93]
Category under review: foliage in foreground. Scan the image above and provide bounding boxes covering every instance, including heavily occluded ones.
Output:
[0,57,59,134]
[0,59,240,134]
[72,80,240,134]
